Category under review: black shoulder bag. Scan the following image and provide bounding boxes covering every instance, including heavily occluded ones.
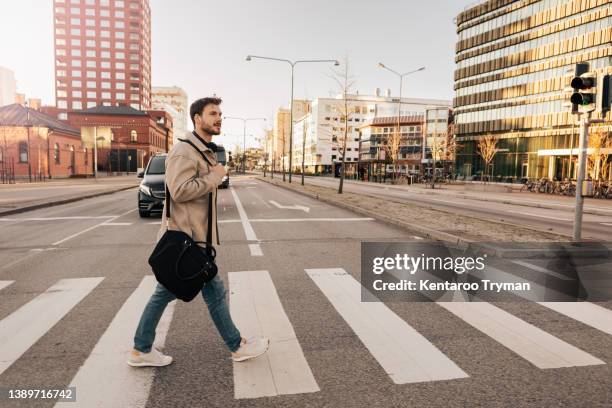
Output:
[147,139,218,302]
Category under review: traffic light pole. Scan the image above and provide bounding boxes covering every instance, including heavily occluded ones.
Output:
[572,112,590,242]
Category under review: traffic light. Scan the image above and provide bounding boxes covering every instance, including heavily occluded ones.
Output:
[601,74,612,115]
[570,63,596,114]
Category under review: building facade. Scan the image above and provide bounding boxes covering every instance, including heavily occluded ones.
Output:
[0,103,91,180]
[272,100,310,172]
[67,105,171,173]
[0,67,17,107]
[358,115,425,180]
[53,0,152,120]
[454,0,612,181]
[151,86,188,144]
[294,93,450,176]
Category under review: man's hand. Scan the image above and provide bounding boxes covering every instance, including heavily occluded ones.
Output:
[211,164,226,180]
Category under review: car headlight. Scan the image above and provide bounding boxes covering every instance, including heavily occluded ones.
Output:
[222,175,228,181]
[139,184,152,196]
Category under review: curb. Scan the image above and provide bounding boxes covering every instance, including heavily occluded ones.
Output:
[0,185,138,217]
[304,177,612,217]
[256,177,473,248]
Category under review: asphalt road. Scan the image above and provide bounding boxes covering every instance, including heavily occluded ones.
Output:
[301,175,612,242]
[0,175,611,407]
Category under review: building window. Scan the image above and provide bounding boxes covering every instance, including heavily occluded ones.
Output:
[72,90,82,97]
[71,49,81,57]
[102,92,111,99]
[86,50,96,57]
[19,142,28,163]
[87,91,96,98]
[72,101,82,109]
[116,92,125,99]
[58,113,68,120]
[57,100,68,109]
[86,60,96,68]
[54,143,60,164]
[101,30,110,37]
[86,29,95,36]
[87,81,96,88]
[87,101,96,108]
[70,28,80,35]
[86,71,96,78]
[130,130,137,142]
[72,70,82,77]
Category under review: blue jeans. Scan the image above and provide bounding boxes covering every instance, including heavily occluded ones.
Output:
[133,275,242,353]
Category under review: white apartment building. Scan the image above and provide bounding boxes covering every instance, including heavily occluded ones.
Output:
[152,86,188,144]
[0,67,17,107]
[292,91,450,175]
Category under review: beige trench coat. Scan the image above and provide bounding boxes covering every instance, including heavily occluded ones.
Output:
[157,131,223,247]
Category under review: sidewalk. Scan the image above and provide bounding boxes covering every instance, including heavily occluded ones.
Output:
[0,175,140,216]
[305,176,612,216]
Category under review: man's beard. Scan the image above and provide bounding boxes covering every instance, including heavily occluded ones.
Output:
[201,124,221,136]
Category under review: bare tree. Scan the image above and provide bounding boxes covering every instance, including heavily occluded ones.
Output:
[476,134,498,181]
[328,56,356,194]
[384,121,402,183]
[587,126,611,181]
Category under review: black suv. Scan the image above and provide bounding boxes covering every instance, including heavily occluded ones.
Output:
[137,154,167,217]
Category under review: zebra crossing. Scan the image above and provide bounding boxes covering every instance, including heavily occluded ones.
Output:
[0,267,610,405]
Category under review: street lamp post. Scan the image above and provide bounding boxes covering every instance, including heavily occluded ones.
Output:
[246,55,339,183]
[224,117,266,174]
[377,63,425,182]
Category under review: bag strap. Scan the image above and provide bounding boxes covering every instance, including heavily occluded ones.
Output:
[165,138,216,249]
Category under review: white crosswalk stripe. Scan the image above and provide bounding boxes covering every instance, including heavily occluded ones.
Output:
[0,280,14,291]
[438,302,604,369]
[230,270,319,399]
[0,277,103,376]
[306,268,469,384]
[538,302,612,336]
[55,275,175,408]
[0,267,609,404]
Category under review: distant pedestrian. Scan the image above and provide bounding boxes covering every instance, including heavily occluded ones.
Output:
[128,97,269,367]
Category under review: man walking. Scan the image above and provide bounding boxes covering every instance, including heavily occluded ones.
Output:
[128,97,269,367]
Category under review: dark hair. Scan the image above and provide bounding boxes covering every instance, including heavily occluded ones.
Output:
[190,97,223,126]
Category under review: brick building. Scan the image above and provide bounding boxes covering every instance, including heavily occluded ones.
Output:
[67,105,172,173]
[53,0,152,120]
[0,103,91,181]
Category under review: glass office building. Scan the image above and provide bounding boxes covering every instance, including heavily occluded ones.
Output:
[454,0,611,181]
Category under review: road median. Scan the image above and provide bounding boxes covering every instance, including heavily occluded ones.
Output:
[256,176,569,245]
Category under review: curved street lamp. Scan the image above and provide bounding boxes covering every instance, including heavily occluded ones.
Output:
[246,55,339,183]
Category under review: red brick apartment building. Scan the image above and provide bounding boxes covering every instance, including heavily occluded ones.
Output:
[53,0,152,120]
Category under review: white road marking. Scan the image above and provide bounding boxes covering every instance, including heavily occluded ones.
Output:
[55,276,175,408]
[0,216,118,221]
[230,187,262,257]
[413,236,424,240]
[306,268,468,384]
[510,260,575,281]
[53,208,137,245]
[269,200,310,213]
[100,222,133,226]
[537,302,612,336]
[148,221,161,225]
[601,223,612,226]
[438,301,604,369]
[219,217,375,223]
[230,271,319,399]
[0,277,104,375]
[505,210,571,221]
[0,281,14,291]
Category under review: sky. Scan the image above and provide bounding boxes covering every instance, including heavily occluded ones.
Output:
[0,0,476,150]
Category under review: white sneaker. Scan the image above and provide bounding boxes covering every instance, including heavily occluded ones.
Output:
[127,348,173,367]
[231,336,269,362]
